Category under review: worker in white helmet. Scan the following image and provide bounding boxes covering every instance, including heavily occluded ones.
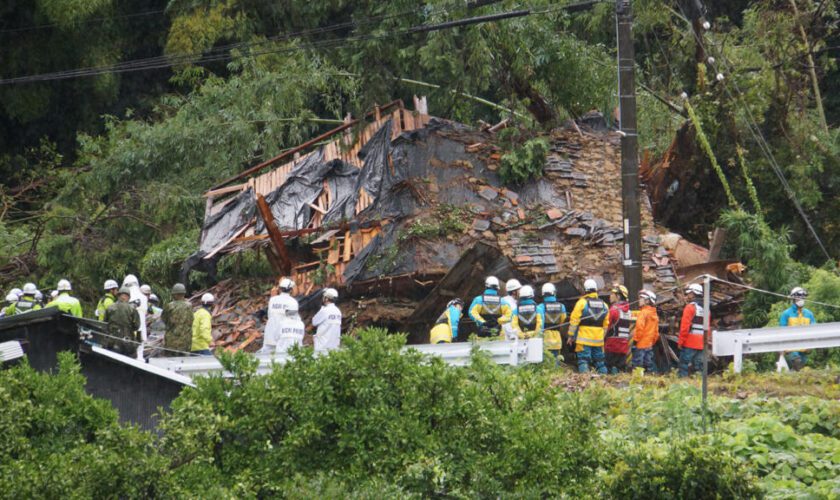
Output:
[537,283,567,365]
[191,293,215,355]
[46,279,83,317]
[567,278,609,374]
[96,279,120,321]
[2,291,20,317]
[122,274,148,344]
[779,286,817,371]
[4,283,42,316]
[312,288,342,353]
[468,276,511,338]
[508,285,542,340]
[498,279,523,340]
[678,283,706,377]
[262,277,299,354]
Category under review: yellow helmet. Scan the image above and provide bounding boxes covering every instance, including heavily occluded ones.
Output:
[611,284,629,300]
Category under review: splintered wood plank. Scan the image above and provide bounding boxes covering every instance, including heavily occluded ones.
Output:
[343,230,352,261]
[351,230,364,256]
[327,239,340,265]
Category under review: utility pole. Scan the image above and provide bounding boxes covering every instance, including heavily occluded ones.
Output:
[616,0,642,303]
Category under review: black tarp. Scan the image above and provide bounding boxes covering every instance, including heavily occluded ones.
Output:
[258,150,360,232]
[199,187,256,254]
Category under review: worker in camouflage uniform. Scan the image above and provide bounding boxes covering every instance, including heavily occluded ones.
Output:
[162,283,194,356]
[103,286,141,356]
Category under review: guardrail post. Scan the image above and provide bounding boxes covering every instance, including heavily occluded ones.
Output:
[733,337,743,373]
[510,339,519,366]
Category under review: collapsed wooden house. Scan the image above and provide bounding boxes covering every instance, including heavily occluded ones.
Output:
[185,99,746,348]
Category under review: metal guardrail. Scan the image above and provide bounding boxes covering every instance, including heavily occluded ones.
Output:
[712,322,840,373]
[0,340,25,363]
[148,338,544,380]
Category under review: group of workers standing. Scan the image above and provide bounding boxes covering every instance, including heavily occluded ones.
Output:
[258,277,343,355]
[430,275,717,376]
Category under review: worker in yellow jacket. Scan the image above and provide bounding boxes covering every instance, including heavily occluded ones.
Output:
[538,283,567,365]
[46,279,83,318]
[567,279,610,373]
[430,299,463,344]
[508,285,543,339]
[191,293,214,355]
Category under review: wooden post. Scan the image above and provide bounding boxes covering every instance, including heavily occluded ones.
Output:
[255,193,293,276]
[708,228,726,261]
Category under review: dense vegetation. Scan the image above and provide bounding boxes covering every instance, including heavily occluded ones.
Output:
[1,329,839,498]
[1,1,838,322]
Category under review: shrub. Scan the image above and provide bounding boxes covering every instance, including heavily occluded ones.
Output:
[499,137,549,185]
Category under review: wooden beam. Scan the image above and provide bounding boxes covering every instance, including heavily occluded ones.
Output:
[708,228,727,262]
[210,100,405,190]
[203,183,247,199]
[255,194,293,276]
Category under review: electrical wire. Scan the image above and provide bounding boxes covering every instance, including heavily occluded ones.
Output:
[706,275,840,311]
[675,2,833,262]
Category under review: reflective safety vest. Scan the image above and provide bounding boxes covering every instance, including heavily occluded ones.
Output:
[480,294,502,325]
[615,309,634,339]
[690,303,705,337]
[517,303,538,330]
[580,298,608,327]
[543,301,565,327]
[14,298,39,313]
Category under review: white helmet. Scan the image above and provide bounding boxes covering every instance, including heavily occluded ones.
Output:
[541,283,556,296]
[6,292,18,302]
[22,283,38,295]
[505,279,522,293]
[103,279,119,291]
[685,283,703,296]
[140,284,152,295]
[519,285,535,299]
[34,291,43,301]
[485,276,500,289]
[201,293,215,304]
[57,279,72,292]
[583,279,598,292]
[123,274,139,287]
[50,290,59,298]
[279,277,295,291]
[790,287,807,298]
[10,288,22,297]
[639,289,657,303]
[149,293,160,304]
[323,288,339,300]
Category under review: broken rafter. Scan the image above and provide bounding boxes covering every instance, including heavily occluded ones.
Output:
[255,194,293,276]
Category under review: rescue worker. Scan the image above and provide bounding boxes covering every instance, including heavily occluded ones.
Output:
[276,303,305,354]
[500,279,523,340]
[2,292,19,317]
[123,274,149,344]
[95,280,119,321]
[779,287,817,371]
[508,285,542,339]
[632,290,659,373]
[162,283,194,356]
[46,280,83,317]
[5,283,42,315]
[191,293,214,355]
[430,298,462,344]
[537,283,567,365]
[10,288,23,300]
[140,284,152,299]
[262,277,299,354]
[34,290,44,307]
[678,283,706,377]
[567,279,609,374]
[605,284,632,374]
[312,288,343,352]
[468,276,511,338]
[103,287,141,356]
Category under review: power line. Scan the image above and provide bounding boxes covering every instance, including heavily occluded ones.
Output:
[0,7,172,34]
[676,3,833,262]
[0,8,532,85]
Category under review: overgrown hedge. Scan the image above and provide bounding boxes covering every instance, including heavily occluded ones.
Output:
[2,329,838,498]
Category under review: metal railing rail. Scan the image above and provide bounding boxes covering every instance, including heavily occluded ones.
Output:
[712,322,840,372]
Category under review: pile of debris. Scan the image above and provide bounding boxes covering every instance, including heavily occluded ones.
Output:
[187,279,272,352]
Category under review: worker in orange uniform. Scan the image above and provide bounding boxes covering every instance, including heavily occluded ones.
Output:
[631,289,659,373]
[678,283,706,377]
